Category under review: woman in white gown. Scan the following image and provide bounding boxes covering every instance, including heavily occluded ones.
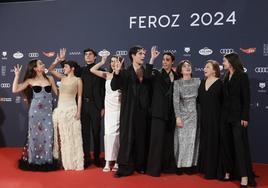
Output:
[90,54,123,172]
[48,48,84,170]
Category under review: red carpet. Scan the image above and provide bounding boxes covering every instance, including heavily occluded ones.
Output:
[0,148,267,188]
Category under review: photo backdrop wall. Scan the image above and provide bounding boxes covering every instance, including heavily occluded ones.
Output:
[0,0,267,163]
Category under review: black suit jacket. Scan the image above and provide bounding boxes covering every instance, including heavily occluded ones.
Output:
[222,71,250,122]
[145,64,178,121]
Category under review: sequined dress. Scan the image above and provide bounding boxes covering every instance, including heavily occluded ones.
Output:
[19,85,58,171]
[173,78,200,168]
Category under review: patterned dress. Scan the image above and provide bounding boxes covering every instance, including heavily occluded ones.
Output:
[173,78,200,168]
[19,85,58,171]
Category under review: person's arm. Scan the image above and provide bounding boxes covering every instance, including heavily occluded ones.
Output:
[12,64,30,93]
[111,59,125,91]
[48,48,66,80]
[75,78,83,120]
[48,76,58,96]
[240,73,250,127]
[145,46,160,79]
[90,56,108,79]
[173,81,183,128]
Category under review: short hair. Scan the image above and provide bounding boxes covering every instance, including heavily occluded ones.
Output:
[128,45,144,62]
[206,60,220,78]
[163,52,175,62]
[176,60,192,78]
[83,48,97,57]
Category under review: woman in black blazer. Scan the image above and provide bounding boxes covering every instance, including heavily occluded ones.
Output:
[220,52,256,187]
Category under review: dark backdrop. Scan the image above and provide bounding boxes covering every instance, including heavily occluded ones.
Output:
[0,0,267,163]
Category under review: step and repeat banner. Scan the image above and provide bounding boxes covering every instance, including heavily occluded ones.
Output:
[0,0,267,163]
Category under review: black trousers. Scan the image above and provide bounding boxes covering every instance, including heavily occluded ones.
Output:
[81,100,101,160]
[221,121,255,182]
[146,118,176,176]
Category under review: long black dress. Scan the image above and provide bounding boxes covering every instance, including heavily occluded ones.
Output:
[111,65,151,175]
[197,79,222,179]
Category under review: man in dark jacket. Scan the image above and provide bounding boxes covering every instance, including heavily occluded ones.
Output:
[146,47,178,177]
[111,45,151,177]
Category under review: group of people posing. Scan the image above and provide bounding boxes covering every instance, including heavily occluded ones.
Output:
[12,46,256,187]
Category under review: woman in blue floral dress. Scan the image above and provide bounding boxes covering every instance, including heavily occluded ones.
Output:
[12,59,58,171]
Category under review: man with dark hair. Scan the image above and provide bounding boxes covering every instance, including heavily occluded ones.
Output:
[145,48,178,177]
[79,48,105,168]
[111,45,151,177]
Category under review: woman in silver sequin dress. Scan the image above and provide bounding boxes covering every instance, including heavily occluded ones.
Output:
[173,60,200,174]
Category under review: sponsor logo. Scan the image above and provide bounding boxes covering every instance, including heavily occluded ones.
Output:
[43,51,55,57]
[199,47,213,56]
[240,48,256,54]
[0,97,12,102]
[163,49,177,54]
[183,47,191,57]
[116,50,128,56]
[194,67,204,72]
[1,51,7,60]
[15,96,21,103]
[258,82,267,93]
[28,52,39,58]
[69,52,81,56]
[55,68,64,73]
[184,47,190,53]
[13,51,24,59]
[264,44,268,56]
[259,82,266,89]
[255,67,268,73]
[1,65,6,76]
[0,83,11,88]
[220,48,234,55]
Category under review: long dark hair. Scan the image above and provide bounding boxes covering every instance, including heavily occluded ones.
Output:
[176,60,193,79]
[108,55,124,73]
[23,59,48,104]
[224,52,244,81]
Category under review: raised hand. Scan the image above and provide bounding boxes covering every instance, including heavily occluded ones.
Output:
[59,48,66,61]
[151,46,160,60]
[114,57,124,74]
[55,48,66,63]
[13,64,22,77]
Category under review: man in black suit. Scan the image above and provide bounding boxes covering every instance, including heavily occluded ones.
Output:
[145,47,177,177]
[79,48,105,167]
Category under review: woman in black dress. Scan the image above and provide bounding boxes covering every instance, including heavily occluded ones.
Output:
[198,60,222,179]
[220,52,256,188]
